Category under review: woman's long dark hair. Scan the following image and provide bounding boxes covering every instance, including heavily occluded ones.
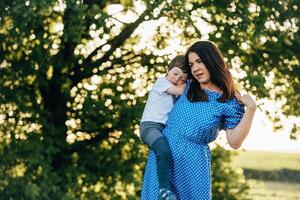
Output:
[185,41,236,103]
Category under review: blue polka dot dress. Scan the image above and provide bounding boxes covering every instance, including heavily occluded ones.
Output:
[141,86,245,200]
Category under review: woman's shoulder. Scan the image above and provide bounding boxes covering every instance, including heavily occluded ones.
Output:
[223,97,245,114]
[225,96,238,104]
[226,96,242,106]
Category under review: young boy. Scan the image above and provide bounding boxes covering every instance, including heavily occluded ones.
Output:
[140,55,187,200]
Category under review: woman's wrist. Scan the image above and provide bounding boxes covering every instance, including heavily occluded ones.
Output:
[245,105,256,112]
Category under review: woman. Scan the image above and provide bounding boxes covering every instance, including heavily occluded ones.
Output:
[141,41,256,200]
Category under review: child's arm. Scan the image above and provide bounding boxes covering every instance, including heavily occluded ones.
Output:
[166,83,186,96]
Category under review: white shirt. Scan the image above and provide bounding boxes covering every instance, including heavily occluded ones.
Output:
[141,77,175,124]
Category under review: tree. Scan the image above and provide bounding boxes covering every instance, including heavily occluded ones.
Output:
[0,0,299,199]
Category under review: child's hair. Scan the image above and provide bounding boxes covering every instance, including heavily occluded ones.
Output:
[167,55,187,73]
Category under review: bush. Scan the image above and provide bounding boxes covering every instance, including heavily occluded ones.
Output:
[211,145,251,200]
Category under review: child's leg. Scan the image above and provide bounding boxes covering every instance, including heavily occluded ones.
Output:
[151,136,171,190]
[140,122,171,190]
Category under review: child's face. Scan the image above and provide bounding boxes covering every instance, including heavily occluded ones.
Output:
[166,67,187,86]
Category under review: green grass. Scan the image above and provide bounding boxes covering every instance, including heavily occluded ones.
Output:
[233,150,300,171]
[232,151,300,200]
[247,179,300,200]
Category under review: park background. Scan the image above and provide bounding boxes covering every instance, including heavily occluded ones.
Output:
[1,0,300,199]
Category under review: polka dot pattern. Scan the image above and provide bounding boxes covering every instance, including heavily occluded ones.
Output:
[141,88,245,200]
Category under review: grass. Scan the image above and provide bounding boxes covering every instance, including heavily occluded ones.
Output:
[232,150,300,200]
[233,150,300,171]
[247,179,300,200]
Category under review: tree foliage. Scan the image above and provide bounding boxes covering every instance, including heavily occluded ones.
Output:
[0,0,299,199]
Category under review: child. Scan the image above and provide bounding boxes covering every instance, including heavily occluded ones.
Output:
[140,55,187,200]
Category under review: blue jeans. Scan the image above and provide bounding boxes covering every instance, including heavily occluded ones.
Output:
[140,121,172,190]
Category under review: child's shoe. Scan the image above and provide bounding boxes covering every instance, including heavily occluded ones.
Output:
[159,188,177,200]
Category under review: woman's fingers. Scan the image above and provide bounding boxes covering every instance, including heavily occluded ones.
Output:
[234,91,244,105]
[240,94,257,109]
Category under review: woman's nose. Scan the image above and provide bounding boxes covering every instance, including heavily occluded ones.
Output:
[193,65,200,72]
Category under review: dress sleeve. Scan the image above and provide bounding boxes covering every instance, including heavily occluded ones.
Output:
[152,77,173,95]
[221,98,245,130]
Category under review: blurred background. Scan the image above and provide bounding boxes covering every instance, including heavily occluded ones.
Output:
[0,0,299,199]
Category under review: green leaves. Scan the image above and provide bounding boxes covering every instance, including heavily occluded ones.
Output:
[1,0,299,199]
[211,145,251,200]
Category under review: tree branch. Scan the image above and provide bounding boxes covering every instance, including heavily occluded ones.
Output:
[70,1,162,87]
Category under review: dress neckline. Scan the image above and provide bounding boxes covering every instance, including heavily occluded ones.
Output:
[203,88,223,95]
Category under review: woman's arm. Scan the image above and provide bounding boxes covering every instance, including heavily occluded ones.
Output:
[226,93,256,149]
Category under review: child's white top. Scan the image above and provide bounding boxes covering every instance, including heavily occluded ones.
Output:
[141,77,175,124]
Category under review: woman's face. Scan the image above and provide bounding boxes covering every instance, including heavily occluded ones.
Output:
[188,52,211,84]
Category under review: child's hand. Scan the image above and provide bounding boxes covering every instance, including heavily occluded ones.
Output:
[179,83,186,90]
[167,83,186,96]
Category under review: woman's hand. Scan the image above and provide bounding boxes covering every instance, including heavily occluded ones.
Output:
[235,92,257,110]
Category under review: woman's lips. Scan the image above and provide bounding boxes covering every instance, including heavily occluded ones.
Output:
[195,73,204,79]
